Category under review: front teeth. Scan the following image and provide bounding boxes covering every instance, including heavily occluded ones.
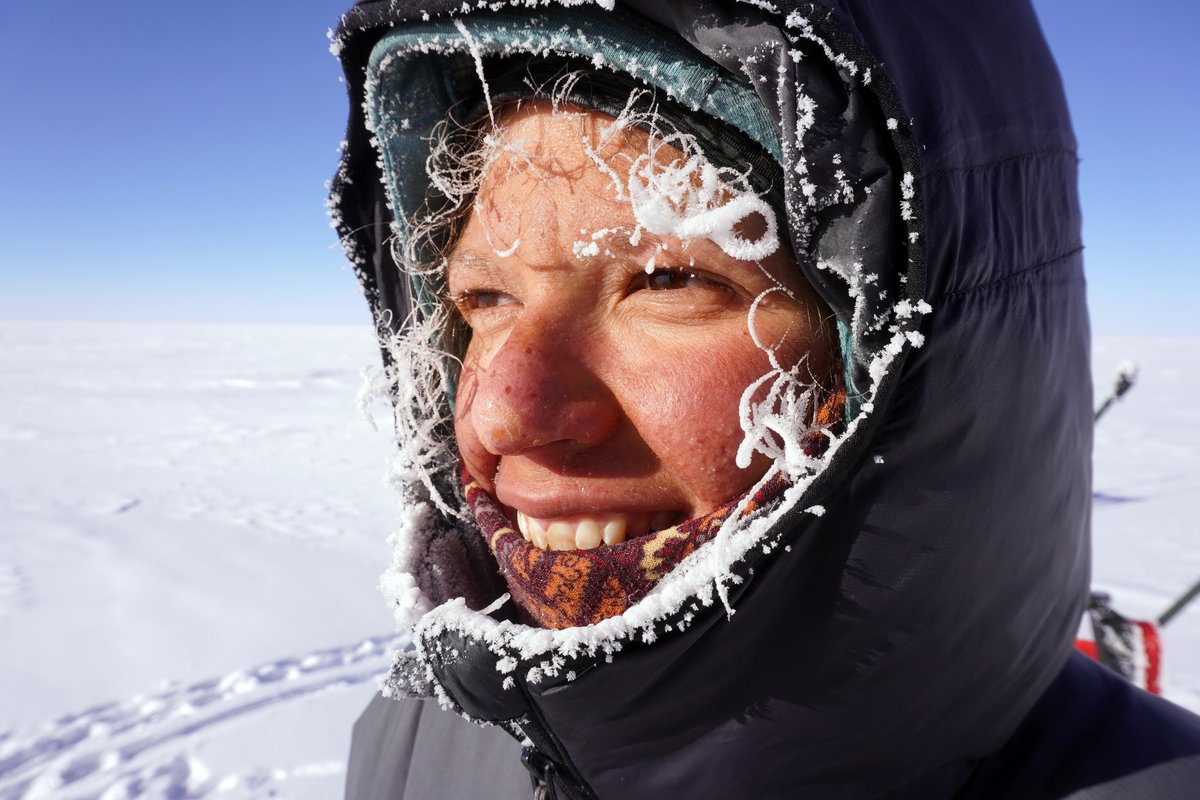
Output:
[575,519,603,549]
[515,511,678,551]
[546,521,574,551]
[602,518,626,546]
[517,513,548,549]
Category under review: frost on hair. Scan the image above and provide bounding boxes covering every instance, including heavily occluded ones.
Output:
[575,88,782,262]
[378,80,831,515]
[362,109,510,518]
[569,94,838,479]
[736,287,830,480]
[372,75,844,652]
[359,302,464,520]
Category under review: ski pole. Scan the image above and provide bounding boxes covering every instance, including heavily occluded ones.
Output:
[1095,362,1137,422]
[1158,576,1200,627]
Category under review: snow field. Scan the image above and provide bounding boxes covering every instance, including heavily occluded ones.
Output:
[0,321,400,799]
[0,322,1195,798]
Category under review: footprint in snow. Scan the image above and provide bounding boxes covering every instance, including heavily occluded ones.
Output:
[0,633,406,800]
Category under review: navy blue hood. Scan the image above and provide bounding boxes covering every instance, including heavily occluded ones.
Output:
[329,1,1091,796]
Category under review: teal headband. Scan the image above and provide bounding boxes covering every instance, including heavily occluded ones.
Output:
[365,6,860,421]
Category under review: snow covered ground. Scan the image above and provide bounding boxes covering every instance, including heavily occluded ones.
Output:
[1091,338,1200,711]
[0,321,1196,799]
[0,322,400,799]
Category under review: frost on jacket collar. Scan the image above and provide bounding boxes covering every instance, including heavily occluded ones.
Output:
[329,1,1090,797]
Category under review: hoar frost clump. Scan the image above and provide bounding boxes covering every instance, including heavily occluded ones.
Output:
[577,95,781,263]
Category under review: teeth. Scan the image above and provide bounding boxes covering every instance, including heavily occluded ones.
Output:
[602,518,627,546]
[529,516,548,549]
[546,521,575,551]
[516,511,547,547]
[513,510,677,551]
[576,519,603,549]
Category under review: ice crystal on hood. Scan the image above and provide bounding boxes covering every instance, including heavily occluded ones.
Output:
[327,27,344,57]
[900,171,916,220]
[379,502,439,629]
[546,0,615,9]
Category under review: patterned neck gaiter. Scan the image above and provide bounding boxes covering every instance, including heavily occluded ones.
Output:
[467,390,846,629]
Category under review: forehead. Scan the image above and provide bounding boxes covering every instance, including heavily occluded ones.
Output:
[457,103,649,257]
[449,99,806,296]
[480,101,674,186]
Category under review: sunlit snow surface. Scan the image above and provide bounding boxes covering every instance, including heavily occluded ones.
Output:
[0,322,1197,798]
[0,322,400,799]
[1092,339,1200,711]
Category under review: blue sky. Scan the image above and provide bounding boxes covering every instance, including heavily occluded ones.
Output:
[1,1,1196,333]
[1034,0,1199,335]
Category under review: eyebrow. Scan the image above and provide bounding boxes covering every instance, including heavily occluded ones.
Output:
[446,228,785,289]
[446,228,665,277]
[445,250,508,286]
[599,228,668,255]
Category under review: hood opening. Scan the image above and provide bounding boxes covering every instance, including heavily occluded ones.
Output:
[343,3,927,700]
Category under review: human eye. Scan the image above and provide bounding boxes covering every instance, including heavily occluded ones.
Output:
[450,289,517,312]
[445,249,521,327]
[627,268,732,295]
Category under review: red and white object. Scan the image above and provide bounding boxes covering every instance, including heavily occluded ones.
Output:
[1075,592,1162,695]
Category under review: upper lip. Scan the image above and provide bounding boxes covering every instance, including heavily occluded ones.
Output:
[495,485,687,522]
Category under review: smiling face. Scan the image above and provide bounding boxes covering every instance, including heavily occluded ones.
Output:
[448,102,835,552]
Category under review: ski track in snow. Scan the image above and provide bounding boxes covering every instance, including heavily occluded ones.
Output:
[0,634,403,800]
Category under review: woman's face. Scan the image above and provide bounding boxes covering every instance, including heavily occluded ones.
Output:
[449,103,832,551]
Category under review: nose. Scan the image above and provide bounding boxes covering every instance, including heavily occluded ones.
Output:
[463,320,621,456]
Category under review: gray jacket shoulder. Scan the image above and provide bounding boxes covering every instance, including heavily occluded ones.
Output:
[345,692,531,800]
[1064,755,1200,800]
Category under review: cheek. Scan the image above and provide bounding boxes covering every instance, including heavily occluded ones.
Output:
[616,308,823,513]
[617,330,772,510]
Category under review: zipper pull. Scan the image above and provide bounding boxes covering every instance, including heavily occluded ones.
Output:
[521,746,559,800]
